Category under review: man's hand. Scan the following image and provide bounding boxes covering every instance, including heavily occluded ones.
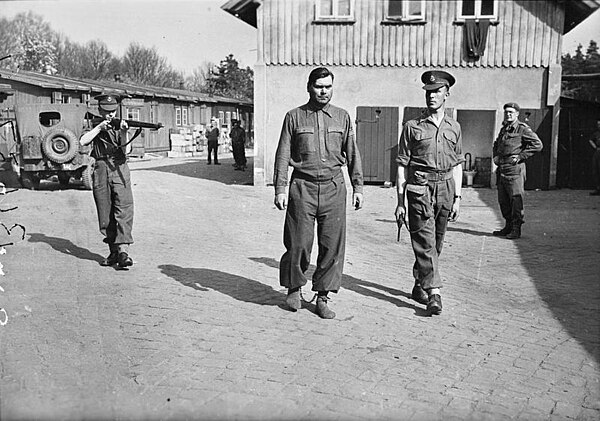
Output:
[274,193,287,210]
[395,204,408,227]
[98,120,111,131]
[119,119,129,131]
[510,155,520,165]
[449,200,460,222]
[493,155,500,165]
[353,192,364,210]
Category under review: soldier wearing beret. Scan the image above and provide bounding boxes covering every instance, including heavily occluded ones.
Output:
[492,102,543,239]
[274,67,364,319]
[395,70,464,316]
[80,94,135,268]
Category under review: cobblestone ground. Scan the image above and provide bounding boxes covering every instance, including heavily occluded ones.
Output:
[0,154,598,420]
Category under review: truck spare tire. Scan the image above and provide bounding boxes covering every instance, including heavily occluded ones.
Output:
[41,127,79,163]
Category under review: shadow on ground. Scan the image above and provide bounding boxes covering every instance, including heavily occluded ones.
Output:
[473,187,600,363]
[249,257,426,315]
[27,233,105,264]
[159,264,284,307]
[134,154,253,186]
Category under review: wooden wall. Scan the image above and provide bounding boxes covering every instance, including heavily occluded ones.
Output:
[259,0,564,68]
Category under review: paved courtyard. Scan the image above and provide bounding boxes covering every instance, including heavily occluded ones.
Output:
[0,153,598,420]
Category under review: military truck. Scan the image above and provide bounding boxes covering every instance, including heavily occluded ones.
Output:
[7,102,161,190]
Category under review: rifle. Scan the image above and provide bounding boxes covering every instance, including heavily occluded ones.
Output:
[108,118,163,131]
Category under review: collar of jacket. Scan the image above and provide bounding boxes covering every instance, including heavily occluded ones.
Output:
[305,102,332,117]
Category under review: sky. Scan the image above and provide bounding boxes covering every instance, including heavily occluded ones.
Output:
[0,0,258,75]
[1,0,599,76]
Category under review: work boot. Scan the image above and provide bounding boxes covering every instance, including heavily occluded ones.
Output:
[411,283,428,305]
[117,252,133,268]
[286,287,301,311]
[506,225,522,240]
[101,252,118,266]
[493,222,512,236]
[316,294,335,319]
[427,294,443,315]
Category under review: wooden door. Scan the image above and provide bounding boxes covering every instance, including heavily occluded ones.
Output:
[356,106,399,183]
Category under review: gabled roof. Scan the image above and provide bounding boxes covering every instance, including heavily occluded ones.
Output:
[221,0,599,34]
[0,68,252,106]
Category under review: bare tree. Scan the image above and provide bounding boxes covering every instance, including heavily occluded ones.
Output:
[122,43,184,87]
[0,12,57,73]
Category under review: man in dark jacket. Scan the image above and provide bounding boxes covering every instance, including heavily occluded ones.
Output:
[230,119,247,171]
[492,102,543,239]
[206,118,220,165]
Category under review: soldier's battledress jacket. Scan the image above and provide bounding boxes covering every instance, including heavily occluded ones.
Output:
[273,102,363,194]
[397,113,464,178]
[493,120,543,175]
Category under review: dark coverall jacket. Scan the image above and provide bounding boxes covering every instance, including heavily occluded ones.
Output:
[90,122,134,251]
[206,127,220,164]
[397,113,464,291]
[274,102,363,292]
[230,125,247,167]
[493,120,543,226]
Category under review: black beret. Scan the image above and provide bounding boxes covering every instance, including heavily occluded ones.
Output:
[503,102,520,112]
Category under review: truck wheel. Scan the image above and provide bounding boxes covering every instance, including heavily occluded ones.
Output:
[41,128,79,164]
[58,172,71,186]
[82,159,94,190]
[20,172,40,190]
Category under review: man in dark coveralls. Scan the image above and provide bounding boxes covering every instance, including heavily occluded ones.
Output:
[395,71,463,316]
[80,94,134,268]
[230,119,247,171]
[206,118,221,165]
[492,102,543,239]
[274,67,364,319]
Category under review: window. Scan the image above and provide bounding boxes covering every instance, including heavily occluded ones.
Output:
[62,94,71,104]
[225,111,231,126]
[219,111,225,127]
[458,0,497,20]
[316,0,353,20]
[182,107,189,126]
[175,107,182,126]
[386,0,424,21]
[39,111,61,127]
[127,108,140,121]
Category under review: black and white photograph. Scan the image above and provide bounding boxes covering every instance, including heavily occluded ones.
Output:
[0,0,599,419]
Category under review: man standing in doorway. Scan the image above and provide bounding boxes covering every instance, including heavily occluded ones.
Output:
[492,102,543,239]
[395,71,463,316]
[206,118,220,165]
[273,67,364,319]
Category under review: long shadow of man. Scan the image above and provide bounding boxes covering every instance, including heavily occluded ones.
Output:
[28,233,105,264]
[159,264,285,308]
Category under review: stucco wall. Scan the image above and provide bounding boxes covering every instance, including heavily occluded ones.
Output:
[254,65,547,187]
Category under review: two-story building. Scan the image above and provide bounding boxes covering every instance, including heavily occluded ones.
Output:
[223,0,599,189]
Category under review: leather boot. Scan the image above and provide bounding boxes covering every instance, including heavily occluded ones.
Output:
[493,222,512,236]
[286,287,301,311]
[411,283,428,305]
[316,295,335,319]
[506,224,521,239]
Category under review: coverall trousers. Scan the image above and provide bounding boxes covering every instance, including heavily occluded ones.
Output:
[407,178,455,291]
[92,157,134,249]
[497,163,526,226]
[207,141,219,164]
[279,172,346,292]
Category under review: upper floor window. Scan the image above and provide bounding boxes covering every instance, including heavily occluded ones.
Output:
[316,0,354,21]
[458,0,497,20]
[386,0,425,22]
